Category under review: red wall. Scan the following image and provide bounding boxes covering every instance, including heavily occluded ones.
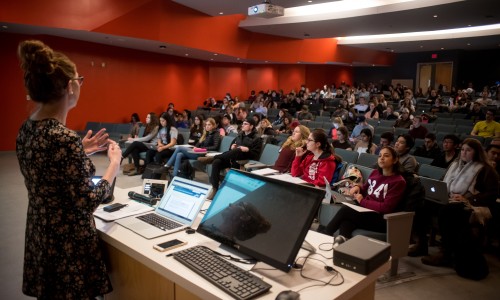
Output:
[1,32,353,151]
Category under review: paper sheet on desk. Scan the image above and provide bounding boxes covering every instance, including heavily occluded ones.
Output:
[342,202,374,213]
[205,152,222,157]
[93,201,154,221]
[251,167,280,176]
[266,173,307,184]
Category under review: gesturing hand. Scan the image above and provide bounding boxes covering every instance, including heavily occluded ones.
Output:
[82,128,110,156]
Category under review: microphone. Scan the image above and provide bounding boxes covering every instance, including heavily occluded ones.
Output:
[128,191,158,206]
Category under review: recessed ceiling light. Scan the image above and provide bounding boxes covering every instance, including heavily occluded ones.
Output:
[440,47,445,50]
[219,12,223,15]
[213,53,218,56]
[433,15,438,18]
[308,1,312,3]
[236,58,240,60]
[467,43,471,46]
[185,54,189,56]
[420,45,424,48]
[1,25,8,29]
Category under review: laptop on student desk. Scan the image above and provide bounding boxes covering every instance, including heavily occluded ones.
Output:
[420,177,449,205]
[115,177,211,239]
[323,177,356,204]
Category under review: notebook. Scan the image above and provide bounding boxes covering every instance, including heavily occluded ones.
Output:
[420,177,449,205]
[115,176,211,239]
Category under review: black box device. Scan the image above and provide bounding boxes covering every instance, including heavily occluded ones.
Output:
[333,235,391,275]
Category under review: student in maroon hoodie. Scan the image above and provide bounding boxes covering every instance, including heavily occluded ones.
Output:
[318,146,406,241]
[291,129,337,187]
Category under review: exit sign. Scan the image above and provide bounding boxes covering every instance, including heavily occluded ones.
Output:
[431,53,438,59]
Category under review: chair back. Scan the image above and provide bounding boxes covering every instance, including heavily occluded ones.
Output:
[258,143,281,166]
[418,164,446,180]
[335,148,359,164]
[357,152,378,168]
[219,135,236,152]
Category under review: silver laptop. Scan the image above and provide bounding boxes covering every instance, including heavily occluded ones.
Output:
[116,177,211,239]
[324,177,356,204]
[420,177,449,205]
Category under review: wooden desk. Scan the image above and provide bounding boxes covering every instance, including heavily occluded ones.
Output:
[95,187,389,300]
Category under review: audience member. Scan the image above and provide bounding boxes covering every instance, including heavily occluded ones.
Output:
[431,134,460,169]
[297,105,314,121]
[364,101,380,120]
[421,139,498,273]
[272,125,310,173]
[470,109,500,138]
[350,116,374,142]
[221,114,238,136]
[201,118,262,200]
[414,133,441,160]
[163,117,221,177]
[465,102,486,122]
[189,114,204,145]
[318,146,406,239]
[394,134,418,173]
[354,128,377,154]
[272,109,287,126]
[291,129,337,187]
[375,131,395,155]
[408,116,428,140]
[381,105,399,120]
[394,108,412,129]
[328,117,343,139]
[122,112,160,175]
[143,112,178,172]
[485,143,500,175]
[332,126,353,150]
[354,96,369,113]
[277,114,294,134]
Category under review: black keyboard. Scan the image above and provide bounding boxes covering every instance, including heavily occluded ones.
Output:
[172,246,271,300]
[136,213,182,231]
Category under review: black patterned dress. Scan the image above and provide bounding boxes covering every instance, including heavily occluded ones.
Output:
[16,119,113,300]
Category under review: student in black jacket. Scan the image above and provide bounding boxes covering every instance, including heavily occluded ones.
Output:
[200,117,262,199]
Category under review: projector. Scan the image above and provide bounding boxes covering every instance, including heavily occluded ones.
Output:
[248,3,284,18]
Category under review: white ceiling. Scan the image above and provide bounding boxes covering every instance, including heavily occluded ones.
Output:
[2,0,500,65]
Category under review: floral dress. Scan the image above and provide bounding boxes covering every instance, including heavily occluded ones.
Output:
[16,119,113,299]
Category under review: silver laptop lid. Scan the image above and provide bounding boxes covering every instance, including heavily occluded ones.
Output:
[154,176,210,225]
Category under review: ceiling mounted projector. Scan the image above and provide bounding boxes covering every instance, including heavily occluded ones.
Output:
[248,3,284,18]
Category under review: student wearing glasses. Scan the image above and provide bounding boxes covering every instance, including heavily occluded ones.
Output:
[291,129,337,187]
[201,118,262,199]
[16,40,119,299]
[163,117,221,177]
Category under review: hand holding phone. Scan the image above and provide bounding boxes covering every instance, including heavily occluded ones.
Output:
[153,239,187,252]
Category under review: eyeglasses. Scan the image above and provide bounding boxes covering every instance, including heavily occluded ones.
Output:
[242,122,250,126]
[72,76,84,86]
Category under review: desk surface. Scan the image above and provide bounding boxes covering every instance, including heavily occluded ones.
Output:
[95,186,389,300]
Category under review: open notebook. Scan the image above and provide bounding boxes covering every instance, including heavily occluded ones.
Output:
[115,176,211,239]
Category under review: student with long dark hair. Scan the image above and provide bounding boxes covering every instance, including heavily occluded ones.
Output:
[144,112,178,171]
[318,146,406,241]
[291,129,337,187]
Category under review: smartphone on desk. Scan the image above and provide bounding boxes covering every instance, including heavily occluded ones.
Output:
[153,239,187,252]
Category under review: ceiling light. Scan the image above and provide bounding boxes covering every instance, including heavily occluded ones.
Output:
[213,53,218,56]
[433,15,438,18]
[1,25,8,29]
[219,12,223,15]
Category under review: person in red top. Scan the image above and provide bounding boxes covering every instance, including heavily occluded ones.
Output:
[272,125,310,173]
[291,129,337,187]
[318,146,406,239]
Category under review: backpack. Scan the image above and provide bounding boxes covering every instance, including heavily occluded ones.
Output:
[142,163,166,180]
[330,161,345,185]
[176,132,185,145]
[177,159,195,180]
[335,165,363,195]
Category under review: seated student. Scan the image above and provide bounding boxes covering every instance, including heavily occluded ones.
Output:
[189,114,204,145]
[470,109,500,138]
[328,117,344,140]
[122,112,160,175]
[332,126,353,150]
[220,114,238,136]
[375,131,395,155]
[486,142,500,175]
[297,105,314,121]
[354,96,369,113]
[201,118,262,200]
[421,139,499,275]
[318,146,406,240]
[350,116,374,142]
[364,101,379,120]
[381,105,399,120]
[272,125,310,173]
[408,116,428,140]
[277,114,294,134]
[354,128,377,154]
[163,117,221,177]
[431,134,460,169]
[394,134,418,173]
[144,112,178,169]
[414,133,441,160]
[291,129,337,187]
[394,108,413,129]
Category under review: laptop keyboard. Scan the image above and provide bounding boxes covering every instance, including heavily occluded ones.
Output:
[136,213,182,231]
[173,246,271,300]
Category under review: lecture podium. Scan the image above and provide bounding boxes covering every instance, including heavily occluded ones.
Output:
[95,187,389,300]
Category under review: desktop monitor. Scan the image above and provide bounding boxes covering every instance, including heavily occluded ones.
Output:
[196,169,325,272]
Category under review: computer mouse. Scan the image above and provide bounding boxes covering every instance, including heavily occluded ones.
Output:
[275,290,300,300]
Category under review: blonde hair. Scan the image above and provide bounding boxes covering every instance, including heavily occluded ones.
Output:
[332,117,343,126]
[281,125,310,150]
[258,118,272,135]
[199,118,216,143]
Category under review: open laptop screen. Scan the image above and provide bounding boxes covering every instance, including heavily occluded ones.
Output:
[197,169,325,272]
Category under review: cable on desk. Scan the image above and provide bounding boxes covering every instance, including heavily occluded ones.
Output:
[293,252,345,293]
